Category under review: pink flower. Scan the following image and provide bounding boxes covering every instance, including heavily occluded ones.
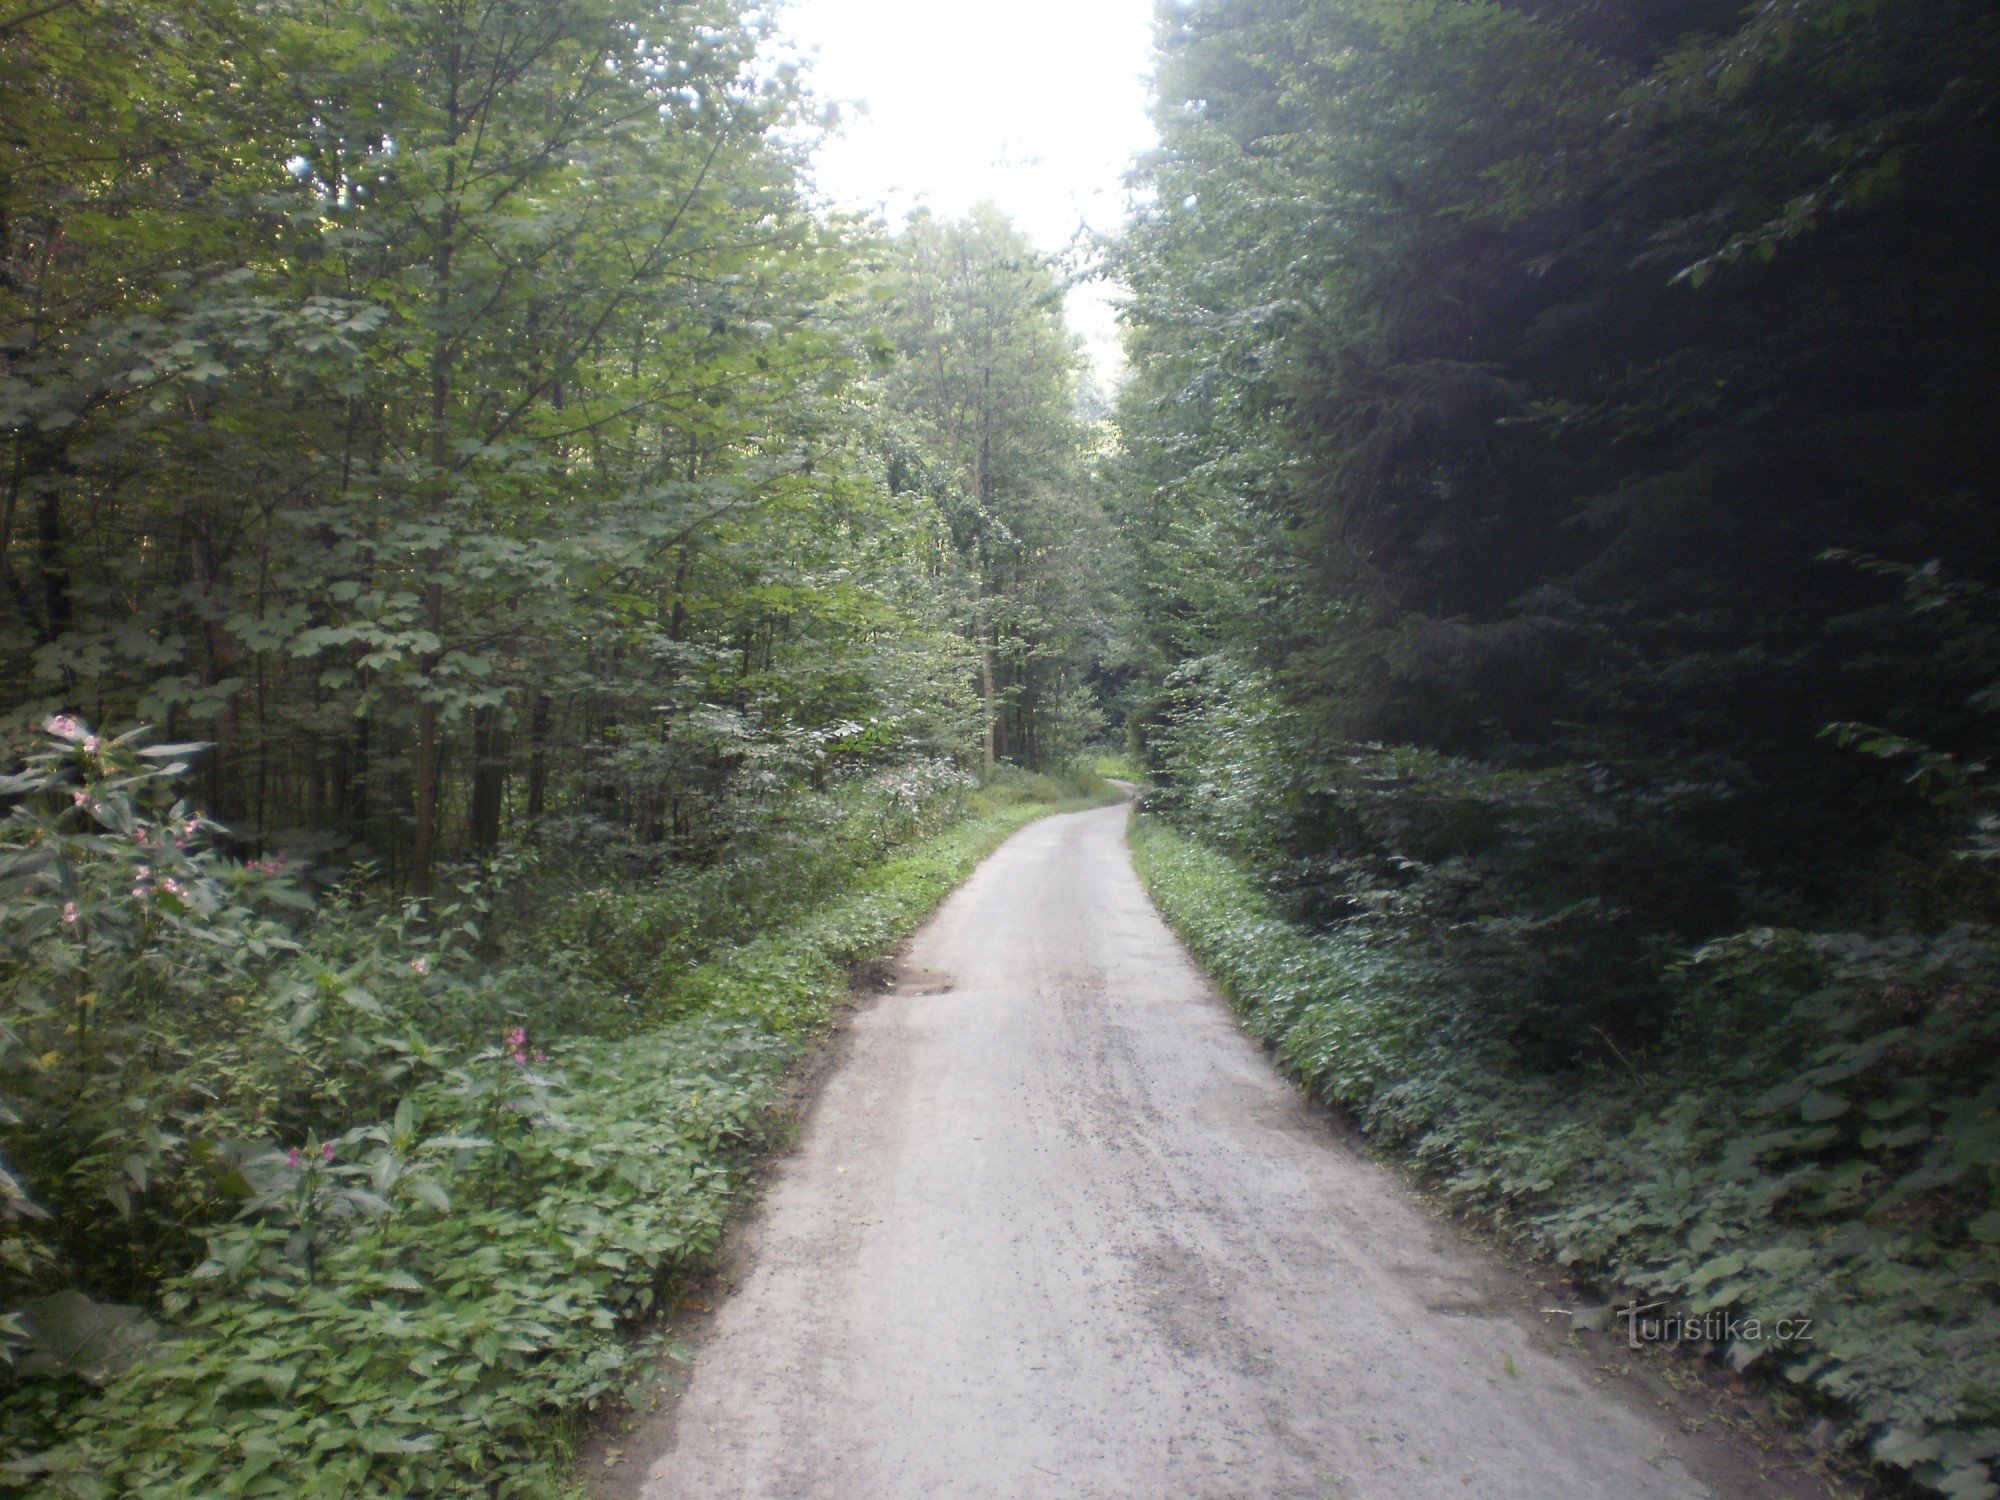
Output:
[71,789,87,807]
[321,1142,336,1163]
[408,956,431,976]
[159,877,184,897]
[82,735,101,754]
[45,714,80,739]
[287,1147,302,1169]
[62,901,79,924]
[505,1026,529,1065]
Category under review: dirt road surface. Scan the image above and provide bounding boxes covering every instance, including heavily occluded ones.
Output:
[629,800,1827,1499]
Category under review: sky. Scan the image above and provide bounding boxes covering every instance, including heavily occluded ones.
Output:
[773,0,1160,384]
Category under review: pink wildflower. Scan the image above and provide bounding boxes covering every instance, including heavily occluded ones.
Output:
[287,1147,302,1169]
[408,955,431,976]
[505,1026,529,1065]
[159,877,184,897]
[45,714,80,739]
[71,789,87,807]
[321,1142,335,1163]
[81,735,101,754]
[62,901,79,924]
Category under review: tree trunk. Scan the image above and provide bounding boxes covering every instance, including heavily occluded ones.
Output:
[411,586,445,894]
[977,600,996,775]
[30,435,72,647]
[525,692,551,824]
[412,44,463,898]
[468,704,505,852]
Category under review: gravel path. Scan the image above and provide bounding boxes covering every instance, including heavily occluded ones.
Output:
[630,799,1825,1499]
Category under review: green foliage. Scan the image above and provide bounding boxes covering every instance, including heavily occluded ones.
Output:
[0,0,1111,1489]
[1113,0,2000,938]
[1080,748,1141,782]
[1133,818,2000,1499]
[0,0,1018,894]
[14,1020,786,1498]
[1110,11,2000,1488]
[0,722,1093,1493]
[1,719,312,1303]
[528,759,978,1004]
[872,208,1118,771]
[963,762,1113,812]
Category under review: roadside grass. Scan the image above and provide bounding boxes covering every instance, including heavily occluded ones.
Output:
[650,776,1114,1037]
[1080,747,1143,782]
[9,769,1110,1499]
[1128,814,2000,1500]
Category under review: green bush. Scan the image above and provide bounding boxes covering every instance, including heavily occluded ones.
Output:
[0,724,629,1316]
[1080,748,1142,782]
[968,761,1113,812]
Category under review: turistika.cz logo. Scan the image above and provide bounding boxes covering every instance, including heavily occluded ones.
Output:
[1616,1303,1815,1351]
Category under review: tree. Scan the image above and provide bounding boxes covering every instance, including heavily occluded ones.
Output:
[2,0,985,886]
[1114,0,2000,963]
[873,206,1111,770]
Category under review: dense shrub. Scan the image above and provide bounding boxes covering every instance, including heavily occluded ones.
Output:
[1141,654,1716,1062]
[526,759,978,1008]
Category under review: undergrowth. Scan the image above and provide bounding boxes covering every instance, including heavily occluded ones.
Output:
[1,720,1107,1496]
[1129,814,2000,1500]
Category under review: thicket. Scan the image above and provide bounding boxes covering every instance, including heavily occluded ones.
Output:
[1111,0,2000,1492]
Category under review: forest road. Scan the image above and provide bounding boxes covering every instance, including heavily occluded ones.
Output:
[632,798,1801,1500]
